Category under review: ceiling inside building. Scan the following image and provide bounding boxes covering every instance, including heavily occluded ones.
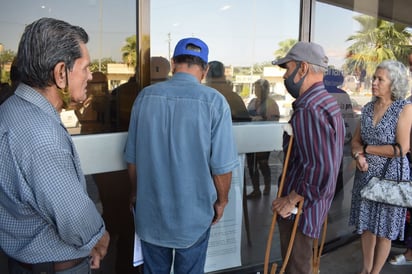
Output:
[319,0,412,26]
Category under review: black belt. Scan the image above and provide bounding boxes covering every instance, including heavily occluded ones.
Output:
[16,257,86,272]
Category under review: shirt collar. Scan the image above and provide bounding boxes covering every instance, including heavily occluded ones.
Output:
[292,81,325,108]
[171,72,200,83]
[15,83,62,124]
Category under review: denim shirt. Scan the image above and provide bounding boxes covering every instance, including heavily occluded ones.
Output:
[124,72,239,248]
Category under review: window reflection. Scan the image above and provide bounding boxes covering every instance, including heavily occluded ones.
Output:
[151,0,300,124]
[0,0,136,134]
[2,0,410,272]
[151,0,301,268]
[313,1,412,251]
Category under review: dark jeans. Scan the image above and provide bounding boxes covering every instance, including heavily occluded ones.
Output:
[246,152,271,191]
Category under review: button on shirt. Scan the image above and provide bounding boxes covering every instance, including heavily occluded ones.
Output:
[0,84,106,263]
[124,72,239,248]
[282,82,345,239]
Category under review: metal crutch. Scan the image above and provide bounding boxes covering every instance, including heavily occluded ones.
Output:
[263,134,304,274]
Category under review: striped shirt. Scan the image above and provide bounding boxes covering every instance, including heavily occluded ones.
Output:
[281,82,345,238]
[0,84,106,263]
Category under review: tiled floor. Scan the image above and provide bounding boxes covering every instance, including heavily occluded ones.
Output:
[318,239,412,274]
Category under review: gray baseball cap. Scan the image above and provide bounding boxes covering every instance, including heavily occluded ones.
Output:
[272,41,328,69]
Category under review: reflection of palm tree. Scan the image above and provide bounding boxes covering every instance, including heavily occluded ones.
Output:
[344,15,411,76]
[274,38,297,59]
[122,35,137,67]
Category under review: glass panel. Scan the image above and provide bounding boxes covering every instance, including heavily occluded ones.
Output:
[313,0,412,251]
[150,0,300,270]
[0,0,136,134]
[0,2,139,274]
[151,0,300,122]
[312,2,363,247]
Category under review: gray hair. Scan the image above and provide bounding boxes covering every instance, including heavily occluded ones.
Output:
[309,63,327,74]
[376,60,409,100]
[16,17,89,89]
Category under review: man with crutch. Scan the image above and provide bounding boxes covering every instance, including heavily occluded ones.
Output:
[271,42,345,274]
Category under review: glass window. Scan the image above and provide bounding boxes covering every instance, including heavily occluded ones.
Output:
[313,0,412,247]
[5,1,411,273]
[151,0,300,123]
[0,0,136,134]
[150,0,301,270]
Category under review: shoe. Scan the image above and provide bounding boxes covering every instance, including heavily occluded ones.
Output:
[389,254,412,265]
[263,186,271,195]
[246,190,261,199]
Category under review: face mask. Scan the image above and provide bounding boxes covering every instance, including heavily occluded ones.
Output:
[284,61,307,99]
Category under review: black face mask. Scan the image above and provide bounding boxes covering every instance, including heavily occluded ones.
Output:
[284,61,307,99]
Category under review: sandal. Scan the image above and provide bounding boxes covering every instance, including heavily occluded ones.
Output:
[389,254,412,265]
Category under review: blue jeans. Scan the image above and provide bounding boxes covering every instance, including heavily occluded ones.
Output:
[141,228,211,274]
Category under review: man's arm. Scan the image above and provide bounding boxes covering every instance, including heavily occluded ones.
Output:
[89,230,110,269]
[127,163,137,208]
[212,172,232,225]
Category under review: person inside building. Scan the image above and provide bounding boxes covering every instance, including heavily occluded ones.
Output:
[205,60,250,122]
[324,67,355,200]
[246,79,280,199]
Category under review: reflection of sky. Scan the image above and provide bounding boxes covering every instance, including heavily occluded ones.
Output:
[1,0,362,68]
[151,0,301,66]
[0,0,136,62]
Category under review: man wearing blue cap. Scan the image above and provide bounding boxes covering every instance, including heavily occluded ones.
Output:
[124,37,239,274]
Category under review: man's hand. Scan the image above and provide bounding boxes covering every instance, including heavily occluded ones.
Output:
[212,172,232,225]
[272,191,303,218]
[272,196,295,218]
[90,231,110,269]
[212,200,228,225]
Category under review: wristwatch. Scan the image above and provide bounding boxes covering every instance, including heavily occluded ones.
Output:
[352,152,361,160]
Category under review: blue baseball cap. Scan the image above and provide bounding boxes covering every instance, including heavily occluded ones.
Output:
[173,37,209,63]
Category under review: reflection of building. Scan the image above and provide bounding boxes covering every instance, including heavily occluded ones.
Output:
[233,74,261,94]
[263,66,286,95]
[106,63,135,90]
[0,43,3,79]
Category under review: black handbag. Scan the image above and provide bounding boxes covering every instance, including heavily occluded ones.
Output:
[360,143,412,207]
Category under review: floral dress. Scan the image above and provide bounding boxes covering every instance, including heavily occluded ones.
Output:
[349,99,409,240]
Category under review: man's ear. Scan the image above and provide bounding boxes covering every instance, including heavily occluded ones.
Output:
[170,59,176,74]
[54,62,67,89]
[300,62,309,76]
[201,65,209,81]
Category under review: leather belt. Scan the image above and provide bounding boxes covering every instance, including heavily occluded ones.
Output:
[17,257,86,272]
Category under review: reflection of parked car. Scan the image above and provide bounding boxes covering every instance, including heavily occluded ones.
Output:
[343,75,359,93]
[270,93,293,118]
[350,98,362,115]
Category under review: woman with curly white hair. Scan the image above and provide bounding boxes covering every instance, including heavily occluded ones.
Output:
[350,60,412,274]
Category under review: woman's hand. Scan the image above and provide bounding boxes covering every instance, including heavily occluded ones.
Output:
[356,154,368,172]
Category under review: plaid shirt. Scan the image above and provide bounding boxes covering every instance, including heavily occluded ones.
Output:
[0,84,105,263]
